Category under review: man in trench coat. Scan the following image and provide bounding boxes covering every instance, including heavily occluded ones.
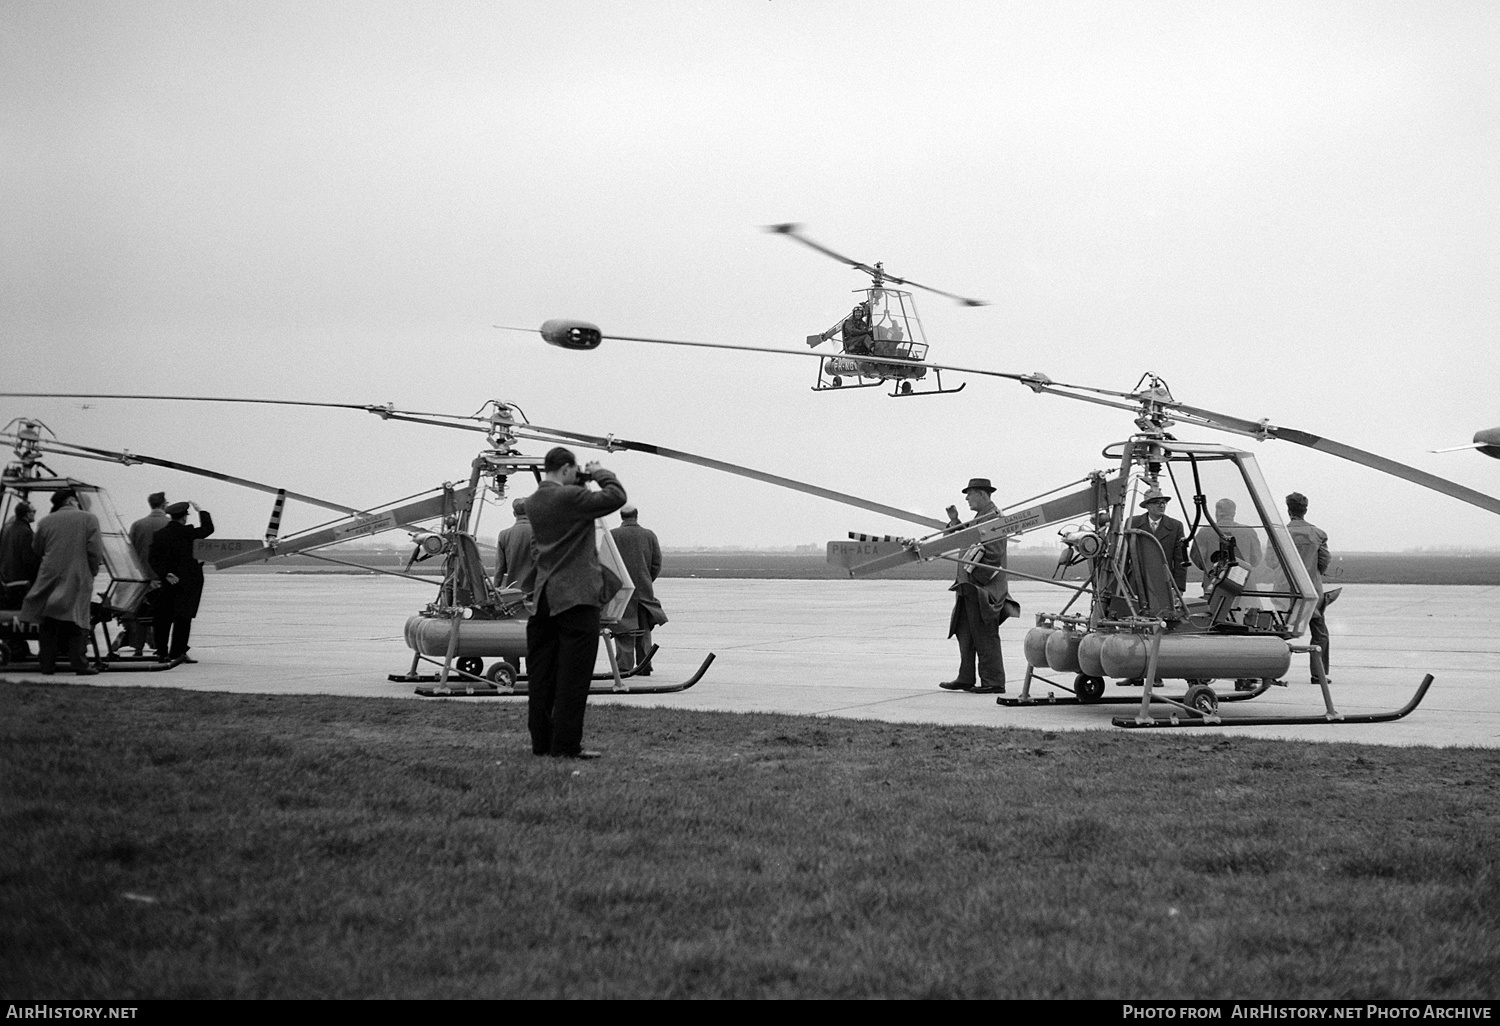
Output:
[610,505,667,675]
[21,489,104,675]
[939,477,1019,694]
[148,501,214,664]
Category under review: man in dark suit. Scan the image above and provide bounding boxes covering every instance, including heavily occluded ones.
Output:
[522,447,627,760]
[610,505,667,675]
[939,477,1018,694]
[1126,487,1189,618]
[148,501,214,665]
[1,501,40,607]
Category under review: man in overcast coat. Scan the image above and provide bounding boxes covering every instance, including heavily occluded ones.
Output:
[21,489,104,675]
[610,505,667,675]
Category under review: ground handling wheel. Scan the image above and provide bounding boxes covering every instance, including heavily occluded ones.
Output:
[1074,674,1106,703]
[485,662,517,689]
[1184,684,1219,716]
[455,656,484,678]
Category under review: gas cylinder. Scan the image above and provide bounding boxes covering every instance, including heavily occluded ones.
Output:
[404,615,528,661]
[1097,633,1291,681]
[1078,632,1108,677]
[1045,629,1084,673]
[1023,627,1054,668]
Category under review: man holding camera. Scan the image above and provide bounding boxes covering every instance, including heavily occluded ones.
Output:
[939,477,1018,695]
[522,447,627,760]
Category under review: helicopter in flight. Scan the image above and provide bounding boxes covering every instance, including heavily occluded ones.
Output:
[765,223,988,396]
[534,316,1500,728]
[1432,427,1500,460]
[1,391,948,693]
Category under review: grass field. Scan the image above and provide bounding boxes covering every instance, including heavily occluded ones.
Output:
[3,682,1498,1000]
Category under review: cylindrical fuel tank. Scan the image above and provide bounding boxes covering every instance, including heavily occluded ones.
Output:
[1078,633,1108,678]
[405,615,528,660]
[1098,633,1291,681]
[1024,627,1054,669]
[1045,630,1084,673]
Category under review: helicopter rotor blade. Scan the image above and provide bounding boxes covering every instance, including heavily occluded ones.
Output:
[515,325,1048,388]
[510,424,947,531]
[762,224,988,307]
[0,392,481,423]
[762,223,882,278]
[872,272,989,307]
[9,435,365,516]
[1166,402,1500,517]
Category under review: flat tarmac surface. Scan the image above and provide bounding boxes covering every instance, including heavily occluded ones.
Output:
[5,575,1497,748]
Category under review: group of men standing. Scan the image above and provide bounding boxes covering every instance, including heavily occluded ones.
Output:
[934,476,1334,695]
[129,492,216,665]
[0,488,214,672]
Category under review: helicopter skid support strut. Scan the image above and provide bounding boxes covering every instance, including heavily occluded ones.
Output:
[1109,674,1435,728]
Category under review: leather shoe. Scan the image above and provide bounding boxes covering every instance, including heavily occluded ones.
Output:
[74,667,100,676]
[179,656,199,664]
[969,683,1005,694]
[554,750,602,760]
[939,680,976,691]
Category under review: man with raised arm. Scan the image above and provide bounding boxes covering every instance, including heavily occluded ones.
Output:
[522,447,627,760]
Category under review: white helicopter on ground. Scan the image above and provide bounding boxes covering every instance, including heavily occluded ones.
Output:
[528,319,1500,728]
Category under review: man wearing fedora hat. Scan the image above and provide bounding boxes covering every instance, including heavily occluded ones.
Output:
[20,489,104,675]
[1125,486,1190,618]
[939,477,1019,694]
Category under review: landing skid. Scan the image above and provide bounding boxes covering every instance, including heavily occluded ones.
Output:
[407,651,716,698]
[1111,674,1434,728]
[1000,668,1272,707]
[999,681,1272,707]
[812,359,965,397]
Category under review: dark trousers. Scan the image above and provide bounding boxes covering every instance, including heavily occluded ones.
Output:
[954,594,1005,688]
[615,609,654,674]
[526,595,601,757]
[38,617,90,673]
[1309,611,1330,679]
[152,587,194,659]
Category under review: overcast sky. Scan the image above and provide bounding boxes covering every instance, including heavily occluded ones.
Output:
[3,1,1497,551]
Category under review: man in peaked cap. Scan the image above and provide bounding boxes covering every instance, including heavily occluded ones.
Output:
[148,501,215,665]
[938,477,1019,694]
[1125,486,1190,619]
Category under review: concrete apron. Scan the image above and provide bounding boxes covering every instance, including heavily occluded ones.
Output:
[4,575,1496,749]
